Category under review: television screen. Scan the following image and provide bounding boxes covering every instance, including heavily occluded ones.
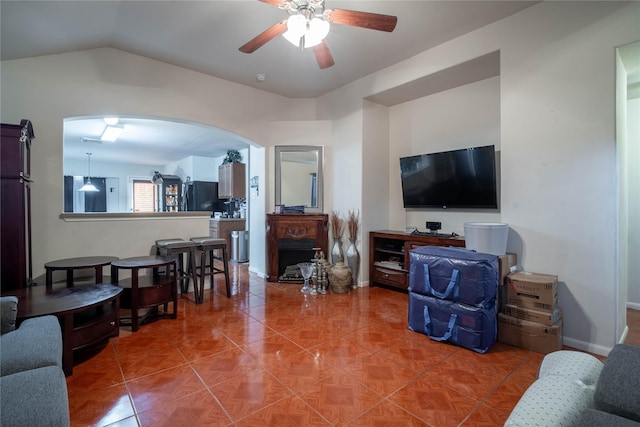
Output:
[399,145,497,209]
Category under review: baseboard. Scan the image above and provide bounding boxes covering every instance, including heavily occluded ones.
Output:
[619,325,629,344]
[248,267,267,278]
[562,337,611,357]
[627,301,640,310]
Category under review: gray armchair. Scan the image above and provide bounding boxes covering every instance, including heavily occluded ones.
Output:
[0,296,70,427]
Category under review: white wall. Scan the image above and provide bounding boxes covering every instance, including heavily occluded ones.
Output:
[2,2,638,353]
[248,145,266,277]
[64,155,223,212]
[626,97,640,307]
[0,47,316,276]
[317,1,640,354]
[361,100,390,286]
[265,120,333,213]
[388,76,502,235]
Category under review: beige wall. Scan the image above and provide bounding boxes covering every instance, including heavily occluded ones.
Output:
[2,1,639,354]
[316,1,640,354]
[0,48,321,277]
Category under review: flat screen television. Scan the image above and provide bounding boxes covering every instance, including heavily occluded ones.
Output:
[399,145,498,209]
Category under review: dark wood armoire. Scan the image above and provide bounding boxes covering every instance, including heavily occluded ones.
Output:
[1,119,34,292]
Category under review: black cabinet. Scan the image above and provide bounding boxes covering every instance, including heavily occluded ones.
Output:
[1,120,34,291]
[161,176,181,212]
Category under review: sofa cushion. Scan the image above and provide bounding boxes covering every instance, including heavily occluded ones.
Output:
[594,344,640,423]
[505,375,595,427]
[539,350,604,387]
[0,296,18,334]
[0,366,70,427]
[579,408,640,427]
[0,315,63,377]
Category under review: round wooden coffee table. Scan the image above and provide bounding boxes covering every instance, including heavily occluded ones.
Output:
[6,283,122,376]
[45,256,119,289]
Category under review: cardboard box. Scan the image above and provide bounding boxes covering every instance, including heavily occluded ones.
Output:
[503,304,562,326]
[506,271,558,311]
[498,313,563,354]
[497,254,517,312]
[499,254,517,284]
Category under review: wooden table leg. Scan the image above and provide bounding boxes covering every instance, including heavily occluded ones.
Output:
[131,268,139,332]
[95,266,103,284]
[61,313,74,376]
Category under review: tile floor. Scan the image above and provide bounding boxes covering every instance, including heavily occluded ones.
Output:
[66,264,639,426]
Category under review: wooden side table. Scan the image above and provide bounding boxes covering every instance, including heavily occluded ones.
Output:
[6,283,122,376]
[45,256,119,289]
[111,256,178,332]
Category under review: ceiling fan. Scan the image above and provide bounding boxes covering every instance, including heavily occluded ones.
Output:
[239,0,398,69]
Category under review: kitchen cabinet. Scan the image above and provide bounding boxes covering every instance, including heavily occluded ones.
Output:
[209,219,246,252]
[218,162,245,199]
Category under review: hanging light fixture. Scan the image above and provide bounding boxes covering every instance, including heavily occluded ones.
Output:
[79,153,99,192]
[151,171,164,184]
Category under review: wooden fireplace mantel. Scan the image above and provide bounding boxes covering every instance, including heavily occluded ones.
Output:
[266,213,329,281]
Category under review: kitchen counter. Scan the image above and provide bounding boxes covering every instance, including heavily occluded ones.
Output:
[209,219,246,256]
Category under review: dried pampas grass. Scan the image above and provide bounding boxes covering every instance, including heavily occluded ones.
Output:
[330,210,343,238]
[347,209,359,240]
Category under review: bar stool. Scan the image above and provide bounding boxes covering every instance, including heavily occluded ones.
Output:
[190,236,230,302]
[155,238,199,300]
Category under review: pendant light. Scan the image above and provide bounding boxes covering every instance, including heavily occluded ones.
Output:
[79,152,99,192]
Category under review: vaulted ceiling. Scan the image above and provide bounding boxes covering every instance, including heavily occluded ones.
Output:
[1,1,537,98]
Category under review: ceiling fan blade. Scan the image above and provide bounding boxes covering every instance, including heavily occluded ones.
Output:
[239,20,288,54]
[325,9,398,32]
[258,0,287,7]
[313,41,334,69]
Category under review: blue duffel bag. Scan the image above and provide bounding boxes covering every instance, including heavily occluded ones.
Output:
[408,291,496,354]
[409,246,499,307]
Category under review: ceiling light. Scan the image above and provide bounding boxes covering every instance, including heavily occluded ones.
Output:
[283,16,329,48]
[79,153,99,192]
[101,125,124,142]
[103,117,119,126]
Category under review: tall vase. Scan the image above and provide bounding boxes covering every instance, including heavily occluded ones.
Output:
[331,236,344,265]
[346,238,360,289]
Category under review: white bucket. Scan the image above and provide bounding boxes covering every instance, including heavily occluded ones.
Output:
[464,222,509,255]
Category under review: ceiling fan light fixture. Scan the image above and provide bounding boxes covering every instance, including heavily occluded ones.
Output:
[286,14,307,38]
[283,16,329,48]
[103,117,119,126]
[101,125,124,142]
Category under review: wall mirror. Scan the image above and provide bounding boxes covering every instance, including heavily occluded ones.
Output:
[275,145,323,213]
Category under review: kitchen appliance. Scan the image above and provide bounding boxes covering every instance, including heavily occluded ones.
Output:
[183,180,224,212]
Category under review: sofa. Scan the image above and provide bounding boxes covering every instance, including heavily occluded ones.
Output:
[0,296,70,427]
[505,344,640,426]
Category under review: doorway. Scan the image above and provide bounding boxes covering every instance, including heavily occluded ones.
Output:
[616,41,640,342]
